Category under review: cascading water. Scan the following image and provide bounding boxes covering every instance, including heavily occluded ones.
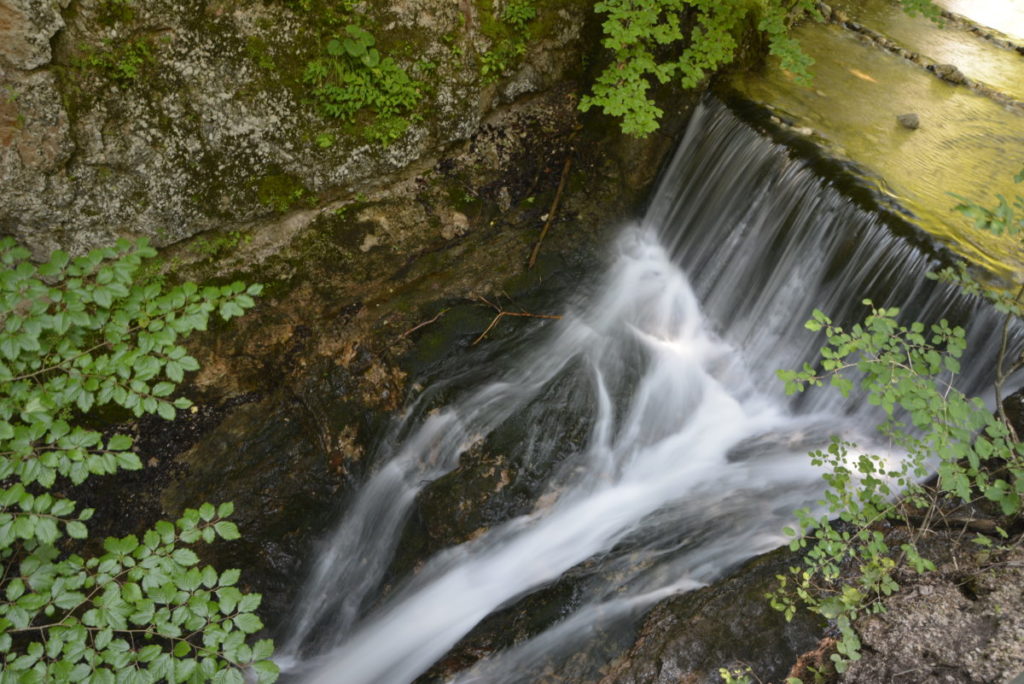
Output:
[277,97,1007,683]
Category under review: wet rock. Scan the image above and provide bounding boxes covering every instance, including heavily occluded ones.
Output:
[897,112,920,130]
[931,63,967,85]
[598,548,825,684]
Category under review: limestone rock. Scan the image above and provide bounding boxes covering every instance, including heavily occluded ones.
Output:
[0,0,68,69]
[0,0,591,254]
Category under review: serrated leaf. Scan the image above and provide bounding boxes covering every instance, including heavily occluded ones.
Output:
[172,548,200,567]
[107,434,133,451]
[233,613,263,633]
[66,520,88,539]
[214,521,240,541]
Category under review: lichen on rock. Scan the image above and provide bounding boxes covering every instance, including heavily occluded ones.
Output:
[1,0,593,257]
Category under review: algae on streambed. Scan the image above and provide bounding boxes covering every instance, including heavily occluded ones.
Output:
[731,2,1024,279]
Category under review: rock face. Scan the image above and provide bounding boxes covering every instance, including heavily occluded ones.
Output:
[0,0,68,69]
[0,0,592,255]
[844,545,1024,683]
[598,549,825,684]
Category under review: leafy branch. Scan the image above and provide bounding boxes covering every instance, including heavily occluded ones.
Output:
[772,167,1024,676]
[0,238,277,682]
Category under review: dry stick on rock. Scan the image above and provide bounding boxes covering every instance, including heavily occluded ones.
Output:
[472,294,561,345]
[400,308,450,338]
[528,156,574,269]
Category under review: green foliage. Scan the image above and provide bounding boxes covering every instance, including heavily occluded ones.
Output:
[718,665,753,684]
[580,0,821,135]
[0,237,277,681]
[477,0,538,83]
[898,0,943,22]
[256,173,308,213]
[771,301,1023,670]
[302,24,424,146]
[772,167,1024,671]
[190,231,253,260]
[949,169,1024,239]
[75,38,154,84]
[502,0,537,30]
[581,0,942,136]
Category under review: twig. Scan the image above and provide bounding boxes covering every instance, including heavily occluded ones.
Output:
[471,294,561,345]
[528,156,573,269]
[400,308,450,338]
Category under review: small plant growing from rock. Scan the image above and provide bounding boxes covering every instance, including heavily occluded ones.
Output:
[302,23,423,147]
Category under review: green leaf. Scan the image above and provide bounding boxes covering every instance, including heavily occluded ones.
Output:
[172,548,200,567]
[107,434,133,451]
[238,593,262,612]
[219,569,241,587]
[214,521,241,541]
[233,613,263,633]
[157,402,176,421]
[66,520,88,539]
[252,659,280,683]
[116,451,143,470]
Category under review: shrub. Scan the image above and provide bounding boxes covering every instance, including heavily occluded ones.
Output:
[771,168,1024,674]
[0,238,277,682]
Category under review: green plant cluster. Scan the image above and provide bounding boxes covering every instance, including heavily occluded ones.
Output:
[477,0,538,83]
[302,24,424,146]
[898,0,943,22]
[582,0,943,136]
[0,238,277,681]
[580,0,820,135]
[75,38,154,85]
[770,169,1024,676]
[256,173,308,214]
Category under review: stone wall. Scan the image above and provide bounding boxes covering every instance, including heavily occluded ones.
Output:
[0,0,592,256]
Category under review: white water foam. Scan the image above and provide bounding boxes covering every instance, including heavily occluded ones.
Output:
[280,227,848,683]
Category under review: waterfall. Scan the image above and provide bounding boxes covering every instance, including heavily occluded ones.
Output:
[277,97,1006,683]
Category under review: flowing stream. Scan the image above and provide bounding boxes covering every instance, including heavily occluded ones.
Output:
[277,98,1006,683]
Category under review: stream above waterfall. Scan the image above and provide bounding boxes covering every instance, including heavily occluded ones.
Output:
[730,0,1024,277]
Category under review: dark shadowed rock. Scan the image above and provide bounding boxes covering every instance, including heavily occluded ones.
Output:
[598,547,825,684]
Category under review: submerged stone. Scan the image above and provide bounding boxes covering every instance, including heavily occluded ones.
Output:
[897,112,920,129]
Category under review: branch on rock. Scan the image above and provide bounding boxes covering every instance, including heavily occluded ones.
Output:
[529,156,573,269]
[471,294,561,345]
[400,308,450,339]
